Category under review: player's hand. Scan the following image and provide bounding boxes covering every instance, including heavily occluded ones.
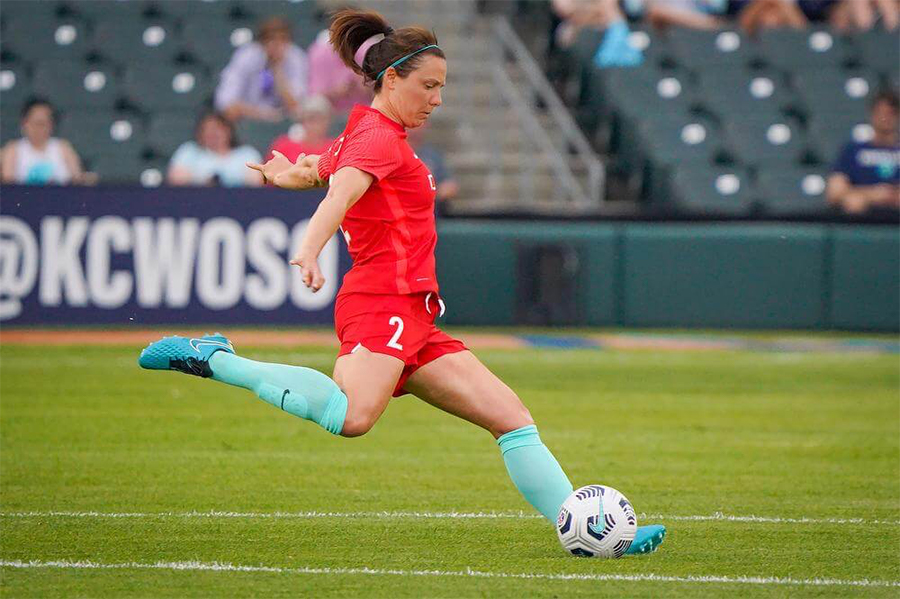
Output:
[290,252,325,292]
[273,154,324,190]
[246,150,293,184]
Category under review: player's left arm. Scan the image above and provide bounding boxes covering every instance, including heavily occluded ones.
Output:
[289,166,373,292]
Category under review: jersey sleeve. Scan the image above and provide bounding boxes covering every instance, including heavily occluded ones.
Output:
[333,127,403,182]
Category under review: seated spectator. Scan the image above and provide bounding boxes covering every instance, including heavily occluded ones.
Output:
[167,112,264,187]
[830,0,899,32]
[214,17,308,123]
[0,98,94,185]
[406,123,460,215]
[268,95,336,162]
[553,0,643,67]
[627,0,728,30]
[307,29,371,115]
[827,89,900,214]
[732,0,808,36]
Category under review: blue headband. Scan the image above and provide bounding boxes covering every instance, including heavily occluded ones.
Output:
[376,44,440,80]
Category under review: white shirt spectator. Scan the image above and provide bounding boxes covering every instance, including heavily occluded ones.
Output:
[215,42,308,116]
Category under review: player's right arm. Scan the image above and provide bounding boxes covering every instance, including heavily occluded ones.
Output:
[290,166,373,292]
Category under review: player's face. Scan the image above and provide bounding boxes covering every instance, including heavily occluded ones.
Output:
[395,55,446,129]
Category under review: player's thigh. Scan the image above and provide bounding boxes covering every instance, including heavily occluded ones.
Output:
[404,350,533,438]
[333,347,405,437]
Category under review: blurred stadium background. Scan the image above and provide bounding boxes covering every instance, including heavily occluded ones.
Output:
[0,0,897,332]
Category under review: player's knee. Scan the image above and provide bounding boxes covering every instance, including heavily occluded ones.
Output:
[491,398,534,437]
[340,404,380,438]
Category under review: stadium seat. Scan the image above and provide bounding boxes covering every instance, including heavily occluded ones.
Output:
[724,117,806,167]
[91,18,182,67]
[696,67,793,120]
[237,0,320,22]
[755,167,830,216]
[151,0,237,20]
[235,118,291,155]
[0,0,62,25]
[601,67,693,119]
[180,16,255,72]
[667,28,753,68]
[57,110,146,164]
[626,28,671,69]
[636,116,722,203]
[806,112,872,165]
[854,30,900,78]
[792,68,878,120]
[70,0,152,21]
[91,154,165,186]
[0,107,21,145]
[669,166,755,216]
[32,60,119,111]
[2,17,90,63]
[0,63,30,117]
[123,65,211,112]
[147,111,199,157]
[755,28,852,71]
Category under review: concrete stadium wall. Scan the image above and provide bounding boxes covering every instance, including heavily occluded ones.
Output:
[436,221,899,331]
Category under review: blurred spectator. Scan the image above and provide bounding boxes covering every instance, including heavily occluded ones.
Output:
[268,95,336,161]
[827,89,900,214]
[406,124,460,215]
[307,29,371,114]
[733,0,808,37]
[167,112,264,187]
[214,17,308,123]
[0,98,94,185]
[625,0,728,30]
[830,0,899,32]
[552,0,643,66]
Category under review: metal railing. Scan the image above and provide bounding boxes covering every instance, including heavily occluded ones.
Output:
[491,16,605,208]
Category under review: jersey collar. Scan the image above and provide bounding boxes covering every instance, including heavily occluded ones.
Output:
[351,104,406,133]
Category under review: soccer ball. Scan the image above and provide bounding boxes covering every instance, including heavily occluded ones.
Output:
[556,485,637,558]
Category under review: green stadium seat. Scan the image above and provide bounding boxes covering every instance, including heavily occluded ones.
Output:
[806,112,872,165]
[151,0,237,20]
[238,0,321,22]
[602,67,693,119]
[70,0,153,21]
[180,16,255,71]
[147,111,199,157]
[57,110,146,164]
[0,63,30,116]
[669,166,755,216]
[636,116,722,203]
[92,18,182,67]
[0,1,62,25]
[235,118,290,155]
[755,167,829,216]
[854,30,900,78]
[667,28,753,68]
[697,68,792,120]
[626,28,671,69]
[792,68,878,120]
[91,154,165,186]
[755,29,852,71]
[32,60,119,110]
[123,65,211,111]
[3,17,90,63]
[724,117,806,167]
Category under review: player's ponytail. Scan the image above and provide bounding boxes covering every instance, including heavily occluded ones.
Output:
[329,8,444,93]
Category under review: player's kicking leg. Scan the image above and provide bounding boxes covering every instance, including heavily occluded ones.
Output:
[138,333,401,437]
[404,349,666,555]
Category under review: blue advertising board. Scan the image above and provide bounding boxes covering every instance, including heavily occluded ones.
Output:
[0,185,351,325]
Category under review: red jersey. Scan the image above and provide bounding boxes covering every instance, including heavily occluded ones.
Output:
[317,104,439,296]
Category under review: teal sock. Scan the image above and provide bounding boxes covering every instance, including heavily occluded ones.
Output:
[497,425,574,523]
[208,352,347,435]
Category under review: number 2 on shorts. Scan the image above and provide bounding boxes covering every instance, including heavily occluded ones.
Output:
[387,316,404,350]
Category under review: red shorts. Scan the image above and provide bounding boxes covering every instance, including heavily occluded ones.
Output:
[334,291,468,397]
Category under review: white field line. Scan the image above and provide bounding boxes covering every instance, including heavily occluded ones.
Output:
[1,559,898,589]
[1,510,898,526]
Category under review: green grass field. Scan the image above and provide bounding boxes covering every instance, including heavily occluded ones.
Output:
[1,339,898,597]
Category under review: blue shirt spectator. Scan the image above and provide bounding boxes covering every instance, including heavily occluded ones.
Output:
[827,89,900,214]
[167,112,263,188]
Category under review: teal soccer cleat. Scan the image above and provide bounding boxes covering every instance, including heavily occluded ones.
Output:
[625,524,666,555]
[138,333,234,378]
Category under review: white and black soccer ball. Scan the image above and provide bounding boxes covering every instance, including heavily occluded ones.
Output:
[556,485,637,558]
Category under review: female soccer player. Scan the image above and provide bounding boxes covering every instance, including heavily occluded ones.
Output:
[139,8,664,555]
